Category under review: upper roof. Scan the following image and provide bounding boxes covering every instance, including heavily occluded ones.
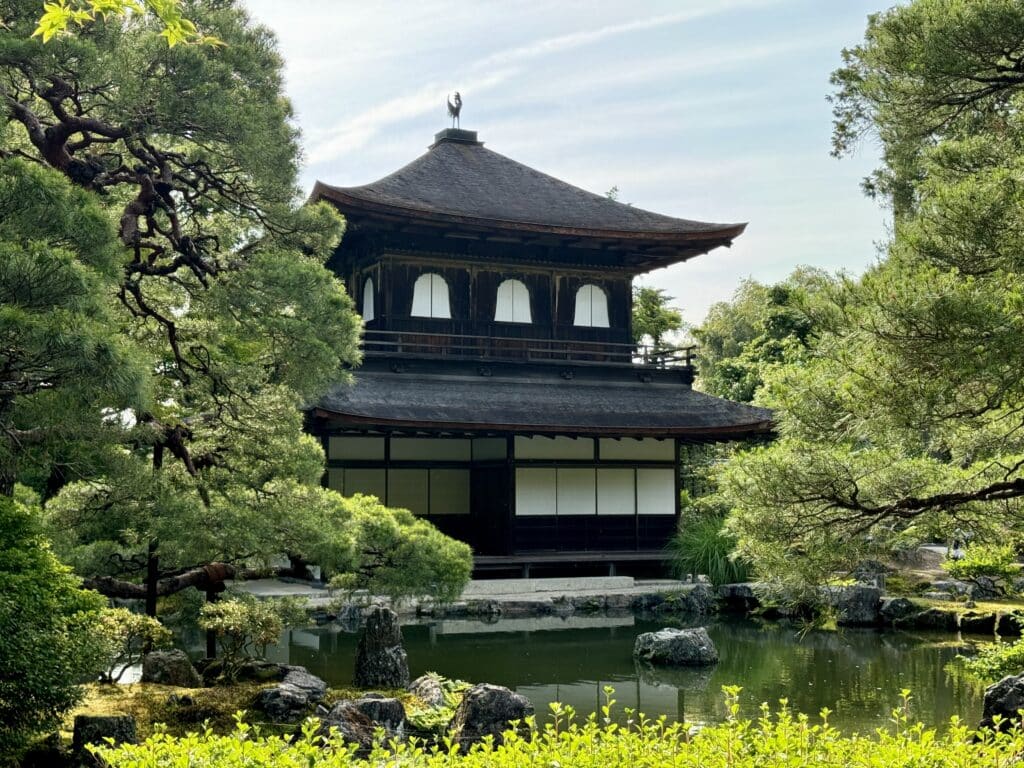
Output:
[312,367,773,438]
[311,129,746,268]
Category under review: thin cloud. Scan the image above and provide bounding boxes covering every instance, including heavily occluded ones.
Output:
[306,0,790,167]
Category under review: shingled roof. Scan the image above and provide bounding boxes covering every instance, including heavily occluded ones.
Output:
[311,129,745,262]
[314,369,773,438]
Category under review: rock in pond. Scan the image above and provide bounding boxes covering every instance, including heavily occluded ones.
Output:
[256,666,328,722]
[821,585,882,626]
[980,673,1024,731]
[354,606,410,689]
[959,611,997,635]
[73,715,136,755]
[879,597,919,625]
[141,649,202,688]
[633,627,719,666]
[448,683,534,745]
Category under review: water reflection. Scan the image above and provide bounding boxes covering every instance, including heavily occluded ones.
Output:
[265,615,984,733]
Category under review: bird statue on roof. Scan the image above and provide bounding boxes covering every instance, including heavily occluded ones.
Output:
[447,92,462,128]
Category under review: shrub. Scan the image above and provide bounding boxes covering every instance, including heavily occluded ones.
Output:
[668,513,751,585]
[959,638,1024,682]
[199,595,307,681]
[92,687,1024,768]
[0,495,107,757]
[98,608,174,683]
[943,544,1019,586]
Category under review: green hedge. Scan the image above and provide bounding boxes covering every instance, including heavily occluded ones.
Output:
[93,689,1024,768]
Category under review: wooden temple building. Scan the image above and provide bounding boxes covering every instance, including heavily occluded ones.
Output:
[308,126,772,576]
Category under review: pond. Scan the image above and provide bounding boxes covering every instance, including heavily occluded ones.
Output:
[261,614,986,734]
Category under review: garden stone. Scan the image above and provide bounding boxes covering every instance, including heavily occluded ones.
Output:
[969,576,1004,600]
[255,666,328,722]
[821,585,882,626]
[354,606,409,688]
[683,584,717,615]
[717,583,761,613]
[72,715,136,755]
[895,607,959,631]
[318,701,377,752]
[879,597,918,624]
[980,673,1024,731]
[633,627,719,666]
[959,611,997,635]
[448,683,534,745]
[408,674,446,708]
[141,649,202,687]
[998,612,1024,636]
[351,693,407,734]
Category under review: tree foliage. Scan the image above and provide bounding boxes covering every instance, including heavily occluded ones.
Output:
[0,493,107,756]
[717,0,1024,584]
[98,608,173,683]
[32,0,219,46]
[631,286,683,348]
[0,0,472,608]
[694,269,832,403]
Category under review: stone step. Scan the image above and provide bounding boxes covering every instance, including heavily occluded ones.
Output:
[462,576,635,597]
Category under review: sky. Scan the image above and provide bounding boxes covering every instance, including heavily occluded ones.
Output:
[242,0,891,325]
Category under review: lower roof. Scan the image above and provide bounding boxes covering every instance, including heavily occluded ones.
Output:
[313,369,773,438]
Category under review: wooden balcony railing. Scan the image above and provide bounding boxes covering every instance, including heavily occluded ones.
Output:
[361,329,697,369]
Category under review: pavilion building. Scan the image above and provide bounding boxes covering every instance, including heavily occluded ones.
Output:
[308,127,772,576]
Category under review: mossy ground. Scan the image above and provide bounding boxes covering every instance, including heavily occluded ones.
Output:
[64,682,430,743]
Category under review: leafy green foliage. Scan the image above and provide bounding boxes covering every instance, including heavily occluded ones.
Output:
[958,638,1024,683]
[327,494,473,603]
[92,687,1024,768]
[0,493,107,756]
[199,595,307,681]
[98,608,173,683]
[668,513,750,585]
[405,674,471,734]
[714,0,1024,586]
[1,2,471,608]
[33,0,220,46]
[631,286,683,347]
[694,269,833,403]
[943,545,1019,584]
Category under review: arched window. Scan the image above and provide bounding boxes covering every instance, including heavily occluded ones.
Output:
[573,284,609,327]
[494,279,532,323]
[362,277,375,322]
[410,273,451,319]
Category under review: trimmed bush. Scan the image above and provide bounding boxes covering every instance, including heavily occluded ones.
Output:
[92,688,1024,768]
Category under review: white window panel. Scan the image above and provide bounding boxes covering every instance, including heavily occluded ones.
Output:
[388,469,428,516]
[637,468,676,515]
[574,284,609,328]
[515,468,557,516]
[343,469,387,502]
[515,436,594,460]
[495,279,532,323]
[600,438,675,461]
[362,277,375,322]
[429,469,471,515]
[411,273,451,319]
[391,438,471,461]
[557,468,596,516]
[597,468,635,516]
[328,436,385,461]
